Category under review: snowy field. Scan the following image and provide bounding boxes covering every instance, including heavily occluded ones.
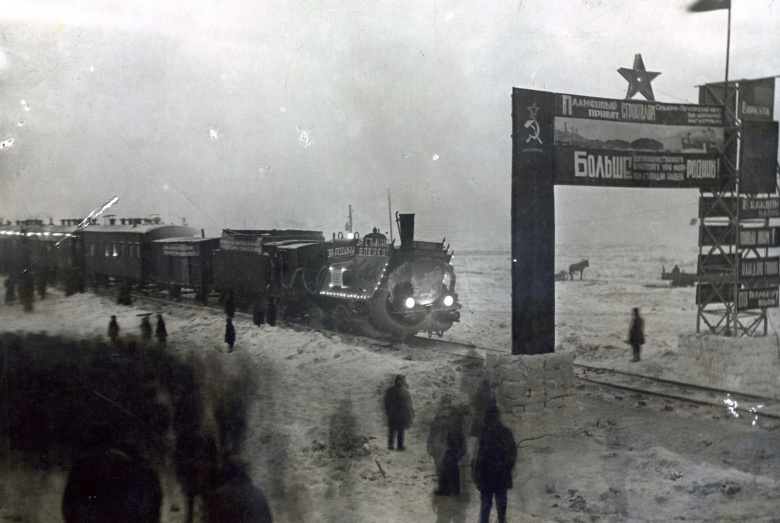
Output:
[2,244,780,522]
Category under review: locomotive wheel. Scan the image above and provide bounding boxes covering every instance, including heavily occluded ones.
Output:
[368,289,420,340]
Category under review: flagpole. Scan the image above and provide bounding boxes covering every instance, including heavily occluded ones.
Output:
[724,3,731,84]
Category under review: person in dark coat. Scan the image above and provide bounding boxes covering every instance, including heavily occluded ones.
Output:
[225,290,236,318]
[383,374,414,451]
[155,314,168,347]
[225,317,236,352]
[140,315,153,343]
[629,307,645,362]
[203,458,273,523]
[20,270,34,312]
[108,315,120,344]
[473,407,516,523]
[61,424,162,523]
[435,428,467,496]
[4,275,15,304]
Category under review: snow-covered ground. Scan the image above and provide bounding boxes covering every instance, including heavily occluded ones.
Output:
[2,244,780,522]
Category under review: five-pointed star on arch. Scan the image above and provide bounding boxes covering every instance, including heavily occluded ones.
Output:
[618,54,661,101]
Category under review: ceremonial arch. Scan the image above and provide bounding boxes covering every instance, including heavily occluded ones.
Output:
[511,81,779,355]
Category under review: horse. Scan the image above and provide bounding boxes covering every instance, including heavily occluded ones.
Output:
[569,259,589,280]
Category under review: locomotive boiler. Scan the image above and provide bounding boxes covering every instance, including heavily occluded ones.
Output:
[317,213,460,338]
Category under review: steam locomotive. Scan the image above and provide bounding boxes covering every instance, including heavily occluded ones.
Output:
[0,213,460,339]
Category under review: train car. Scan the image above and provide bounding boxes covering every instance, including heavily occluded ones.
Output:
[213,229,326,323]
[318,213,460,338]
[151,236,220,302]
[80,218,197,288]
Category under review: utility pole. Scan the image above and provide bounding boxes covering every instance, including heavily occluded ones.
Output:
[387,189,394,242]
[346,205,353,233]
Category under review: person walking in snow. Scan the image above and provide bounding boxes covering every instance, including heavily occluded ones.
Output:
[4,275,15,304]
[384,374,414,451]
[155,314,167,347]
[629,307,645,362]
[140,315,153,343]
[473,406,516,523]
[108,315,120,344]
[225,317,236,352]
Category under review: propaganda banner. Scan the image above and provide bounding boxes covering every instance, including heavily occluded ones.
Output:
[552,93,728,188]
[699,225,780,247]
[699,196,780,219]
[738,287,780,310]
[739,77,775,121]
[740,120,779,194]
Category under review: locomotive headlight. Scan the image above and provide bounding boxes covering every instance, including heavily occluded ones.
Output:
[404,297,416,309]
[443,295,454,307]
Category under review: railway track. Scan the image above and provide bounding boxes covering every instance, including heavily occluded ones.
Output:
[130,290,780,423]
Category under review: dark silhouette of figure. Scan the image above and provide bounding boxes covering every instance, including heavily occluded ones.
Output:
[20,270,34,312]
[203,458,273,523]
[4,275,15,304]
[61,425,162,523]
[428,396,467,496]
[225,290,236,318]
[117,280,132,305]
[671,264,680,275]
[108,315,120,344]
[225,317,236,352]
[629,307,645,362]
[155,314,167,347]
[383,374,414,451]
[36,269,47,300]
[436,428,467,496]
[473,407,517,523]
[252,302,265,326]
[140,315,153,343]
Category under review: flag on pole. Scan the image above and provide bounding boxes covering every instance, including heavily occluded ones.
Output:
[687,0,730,11]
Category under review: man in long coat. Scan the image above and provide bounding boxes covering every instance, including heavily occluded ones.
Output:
[384,374,414,451]
[225,317,236,352]
[155,314,168,347]
[473,407,516,523]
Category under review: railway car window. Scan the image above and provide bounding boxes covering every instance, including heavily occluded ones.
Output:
[121,243,127,257]
[104,244,110,257]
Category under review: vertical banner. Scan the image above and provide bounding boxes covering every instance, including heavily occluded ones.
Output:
[739,77,775,121]
[740,120,779,194]
[512,88,556,355]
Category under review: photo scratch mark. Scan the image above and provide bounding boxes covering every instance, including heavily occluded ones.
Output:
[296,126,313,147]
[1,138,14,150]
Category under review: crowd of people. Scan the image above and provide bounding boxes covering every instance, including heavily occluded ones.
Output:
[2,272,574,523]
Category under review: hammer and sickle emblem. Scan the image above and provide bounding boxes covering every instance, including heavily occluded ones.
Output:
[524,119,542,144]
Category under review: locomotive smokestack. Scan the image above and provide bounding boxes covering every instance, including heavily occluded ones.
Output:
[397,213,415,249]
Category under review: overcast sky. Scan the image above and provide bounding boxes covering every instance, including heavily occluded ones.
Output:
[1,0,778,249]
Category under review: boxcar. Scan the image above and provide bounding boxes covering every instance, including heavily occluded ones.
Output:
[151,236,220,302]
[213,229,325,321]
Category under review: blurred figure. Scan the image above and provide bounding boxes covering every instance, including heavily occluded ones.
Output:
[225,317,236,352]
[473,407,516,523]
[62,425,162,523]
[428,396,467,496]
[36,268,47,300]
[383,374,414,451]
[629,307,645,362]
[155,314,168,347]
[140,315,153,343]
[4,275,15,304]
[20,270,34,312]
[225,289,236,318]
[435,428,467,497]
[108,315,120,344]
[117,280,132,306]
[203,457,273,523]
